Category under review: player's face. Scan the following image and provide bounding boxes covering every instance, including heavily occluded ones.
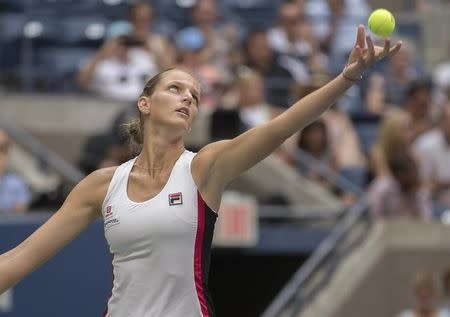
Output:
[144,70,201,133]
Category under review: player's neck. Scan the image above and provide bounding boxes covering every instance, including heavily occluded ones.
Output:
[137,136,184,175]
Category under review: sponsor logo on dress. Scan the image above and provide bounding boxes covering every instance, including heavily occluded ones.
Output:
[105,205,113,218]
[104,205,120,229]
[168,192,183,206]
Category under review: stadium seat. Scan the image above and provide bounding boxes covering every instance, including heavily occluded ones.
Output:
[33,47,95,91]
[27,0,102,15]
[0,13,26,44]
[95,0,130,20]
[225,0,283,29]
[59,16,109,47]
[396,20,422,43]
[22,15,60,46]
[339,167,368,191]
[151,0,192,29]
[0,13,26,73]
[0,0,28,12]
[210,109,246,141]
[351,113,381,156]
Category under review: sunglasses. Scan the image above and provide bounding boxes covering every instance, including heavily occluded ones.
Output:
[0,142,10,154]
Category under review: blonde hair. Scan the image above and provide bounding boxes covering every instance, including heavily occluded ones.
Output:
[123,68,176,146]
[378,108,411,161]
[412,272,436,292]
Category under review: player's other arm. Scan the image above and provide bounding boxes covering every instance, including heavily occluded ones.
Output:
[0,167,116,294]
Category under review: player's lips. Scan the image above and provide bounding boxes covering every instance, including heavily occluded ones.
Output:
[176,107,190,118]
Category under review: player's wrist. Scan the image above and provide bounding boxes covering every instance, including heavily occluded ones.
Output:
[342,65,363,82]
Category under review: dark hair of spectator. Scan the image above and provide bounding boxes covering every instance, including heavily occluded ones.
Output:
[297,119,328,151]
[123,68,176,146]
[243,29,268,57]
[404,79,432,101]
[387,151,416,178]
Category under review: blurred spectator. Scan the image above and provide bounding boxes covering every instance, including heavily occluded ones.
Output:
[433,43,450,106]
[244,29,309,108]
[368,151,431,220]
[324,104,367,169]
[305,0,370,74]
[76,21,160,102]
[175,27,224,109]
[442,267,450,312]
[79,104,137,175]
[370,108,414,177]
[296,119,337,190]
[190,0,238,76]
[294,76,366,171]
[398,273,448,317]
[234,69,281,128]
[365,39,424,114]
[127,2,175,69]
[234,69,298,166]
[402,80,434,140]
[267,1,313,60]
[414,102,450,207]
[415,0,441,13]
[0,129,31,215]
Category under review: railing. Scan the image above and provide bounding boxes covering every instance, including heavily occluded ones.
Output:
[0,117,84,186]
[295,148,365,197]
[260,198,371,317]
[257,133,373,316]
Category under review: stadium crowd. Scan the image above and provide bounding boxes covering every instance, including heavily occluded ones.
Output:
[2,0,448,219]
[1,0,450,315]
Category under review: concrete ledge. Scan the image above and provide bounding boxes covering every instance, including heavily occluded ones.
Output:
[300,219,450,317]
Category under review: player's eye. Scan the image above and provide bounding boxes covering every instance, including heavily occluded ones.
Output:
[168,85,179,93]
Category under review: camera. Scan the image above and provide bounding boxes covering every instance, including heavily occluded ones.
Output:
[119,36,144,47]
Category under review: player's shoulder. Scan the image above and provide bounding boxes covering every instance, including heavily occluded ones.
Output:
[87,166,119,186]
[193,140,232,168]
[71,167,119,210]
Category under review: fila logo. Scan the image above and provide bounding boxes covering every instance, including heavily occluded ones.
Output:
[169,192,183,206]
[105,205,113,218]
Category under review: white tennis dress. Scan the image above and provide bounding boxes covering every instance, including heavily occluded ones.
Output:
[101,150,217,317]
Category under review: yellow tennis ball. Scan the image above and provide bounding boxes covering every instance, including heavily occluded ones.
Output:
[368,8,395,37]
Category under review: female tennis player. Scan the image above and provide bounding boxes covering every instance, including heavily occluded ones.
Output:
[0,26,400,317]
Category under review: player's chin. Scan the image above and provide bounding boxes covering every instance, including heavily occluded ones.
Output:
[170,118,191,134]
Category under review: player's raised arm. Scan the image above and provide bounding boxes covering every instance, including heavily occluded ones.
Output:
[199,25,401,188]
[0,167,115,294]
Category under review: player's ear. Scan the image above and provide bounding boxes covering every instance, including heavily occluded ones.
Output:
[137,95,151,115]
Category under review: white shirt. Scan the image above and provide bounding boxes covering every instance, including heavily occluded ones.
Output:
[414,129,450,182]
[92,48,159,102]
[267,27,313,58]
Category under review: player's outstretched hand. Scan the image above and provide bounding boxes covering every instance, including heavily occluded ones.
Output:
[343,24,402,81]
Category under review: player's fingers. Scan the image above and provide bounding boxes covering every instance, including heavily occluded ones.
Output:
[381,38,390,58]
[356,24,365,48]
[388,41,402,57]
[366,35,376,63]
[356,46,366,66]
